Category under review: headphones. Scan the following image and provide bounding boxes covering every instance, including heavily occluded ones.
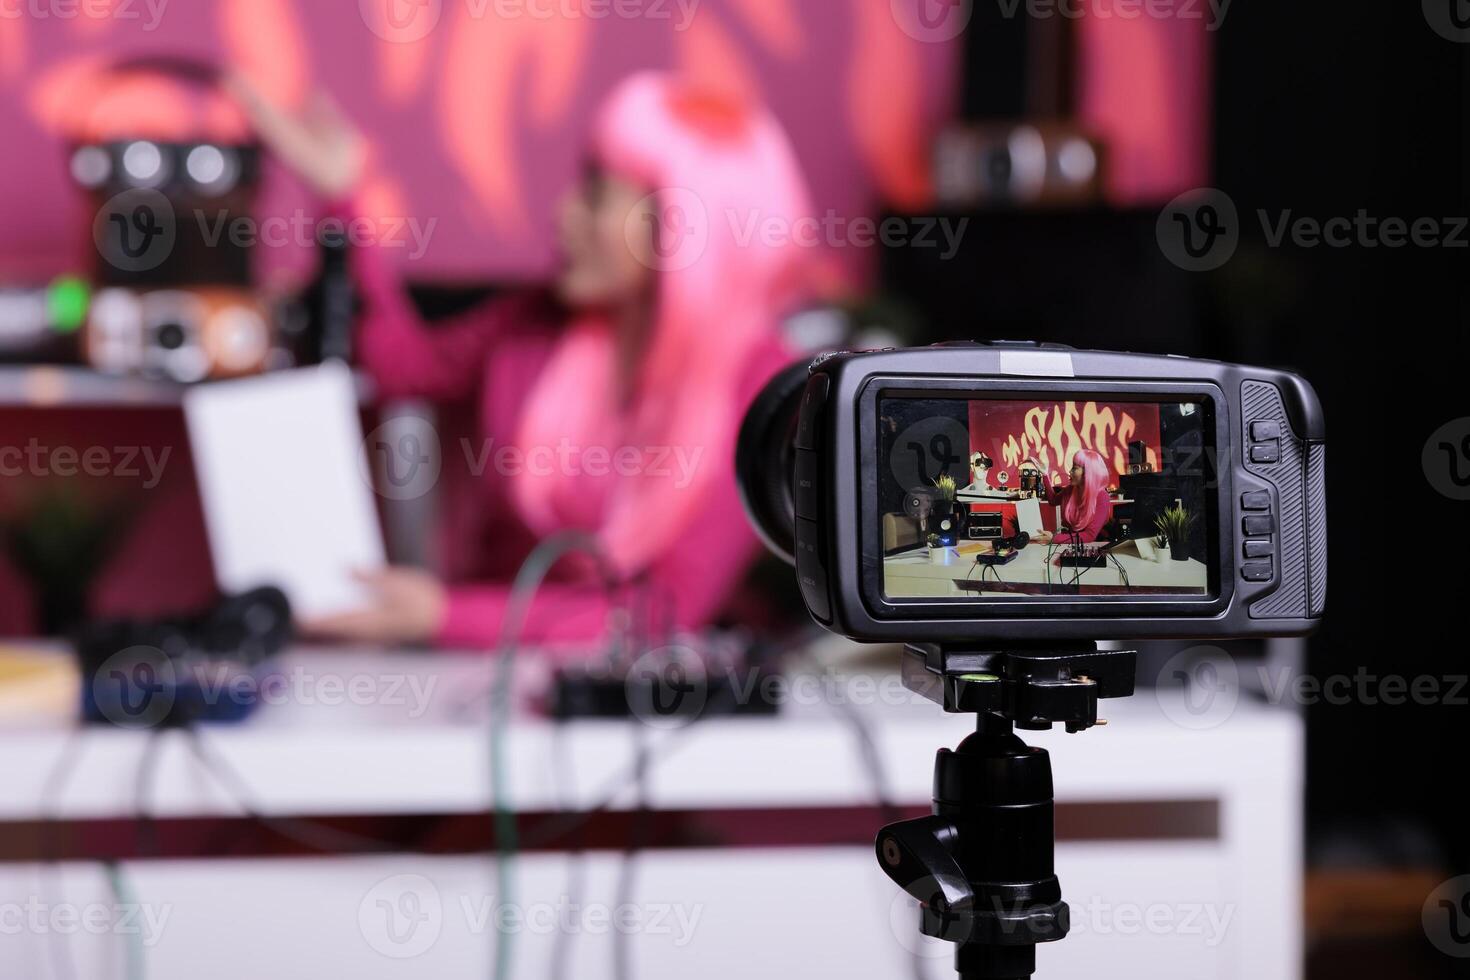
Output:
[68,56,260,196]
[991,515,1030,554]
[73,56,277,381]
[76,587,293,727]
[992,531,1031,554]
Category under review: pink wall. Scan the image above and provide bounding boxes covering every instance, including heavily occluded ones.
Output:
[0,4,1212,289]
[0,1,960,285]
[0,5,1212,632]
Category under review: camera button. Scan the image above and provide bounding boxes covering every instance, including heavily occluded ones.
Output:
[1250,420,1280,441]
[1241,562,1273,582]
[794,450,821,520]
[1243,514,1273,536]
[1244,540,1273,560]
[1250,442,1280,464]
[794,519,832,623]
[1241,490,1271,511]
[794,375,830,451]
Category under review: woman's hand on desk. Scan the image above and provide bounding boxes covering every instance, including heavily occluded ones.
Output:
[1031,531,1054,546]
[298,568,447,645]
[225,72,367,201]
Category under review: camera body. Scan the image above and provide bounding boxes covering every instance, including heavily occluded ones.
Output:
[774,342,1326,643]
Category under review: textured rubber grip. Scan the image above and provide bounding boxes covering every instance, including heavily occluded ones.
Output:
[1241,380,1309,619]
[1306,444,1327,616]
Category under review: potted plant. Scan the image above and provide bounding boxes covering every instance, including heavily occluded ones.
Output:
[1153,504,1196,562]
[927,474,965,538]
[933,474,958,506]
[926,532,947,564]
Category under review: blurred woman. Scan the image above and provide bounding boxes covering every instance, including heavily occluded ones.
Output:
[1029,449,1113,545]
[232,72,815,649]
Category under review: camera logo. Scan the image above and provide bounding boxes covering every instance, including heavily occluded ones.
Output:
[627,188,709,273]
[93,189,176,274]
[1156,188,1239,272]
[891,0,973,43]
[1156,645,1239,730]
[359,874,443,958]
[90,646,177,729]
[890,416,970,493]
[1423,876,1470,957]
[359,0,443,43]
[1422,418,1470,501]
[1423,0,1470,42]
[360,416,442,501]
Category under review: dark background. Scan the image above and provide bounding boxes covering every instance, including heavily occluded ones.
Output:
[1217,10,1467,974]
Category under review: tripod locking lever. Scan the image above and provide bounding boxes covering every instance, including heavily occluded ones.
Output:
[876,814,972,913]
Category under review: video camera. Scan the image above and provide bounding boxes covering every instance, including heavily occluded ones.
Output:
[738,340,1327,643]
[736,341,1327,980]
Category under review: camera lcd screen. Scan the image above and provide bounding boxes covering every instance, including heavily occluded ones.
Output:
[878,394,1216,601]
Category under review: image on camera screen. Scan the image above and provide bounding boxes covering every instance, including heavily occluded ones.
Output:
[879,395,1215,600]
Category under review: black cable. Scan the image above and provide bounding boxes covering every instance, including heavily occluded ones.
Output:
[503,624,874,977]
[1058,527,1088,590]
[516,624,830,854]
[608,575,672,980]
[1044,537,1057,593]
[1106,552,1132,592]
[489,531,619,980]
[180,727,397,853]
[99,727,168,980]
[513,627,914,976]
[1077,549,1093,588]
[794,643,899,822]
[513,690,735,852]
[984,557,1009,593]
[547,571,661,980]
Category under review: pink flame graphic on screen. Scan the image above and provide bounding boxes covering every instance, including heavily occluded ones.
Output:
[998,402,1158,480]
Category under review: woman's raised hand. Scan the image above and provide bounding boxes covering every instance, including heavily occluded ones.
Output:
[225,72,367,201]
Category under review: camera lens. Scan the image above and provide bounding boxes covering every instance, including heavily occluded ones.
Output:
[735,359,812,566]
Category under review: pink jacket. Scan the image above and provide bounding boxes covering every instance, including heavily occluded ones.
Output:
[351,246,790,651]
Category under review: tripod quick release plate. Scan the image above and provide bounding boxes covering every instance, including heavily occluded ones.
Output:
[900,644,1137,732]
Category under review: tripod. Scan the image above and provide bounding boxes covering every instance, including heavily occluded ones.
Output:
[876,642,1137,980]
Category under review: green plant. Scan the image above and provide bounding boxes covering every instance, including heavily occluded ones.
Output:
[2,488,136,635]
[1153,504,1196,546]
[932,474,958,502]
[926,532,941,548]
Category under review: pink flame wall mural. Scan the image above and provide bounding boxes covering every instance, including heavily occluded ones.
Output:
[0,1,1207,284]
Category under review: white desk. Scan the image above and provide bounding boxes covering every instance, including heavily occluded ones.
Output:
[0,646,1300,980]
[886,541,1208,597]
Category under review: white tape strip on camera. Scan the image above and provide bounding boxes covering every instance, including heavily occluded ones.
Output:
[998,350,1076,377]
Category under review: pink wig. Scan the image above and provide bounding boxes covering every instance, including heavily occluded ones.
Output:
[510,72,814,576]
[1062,449,1112,532]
